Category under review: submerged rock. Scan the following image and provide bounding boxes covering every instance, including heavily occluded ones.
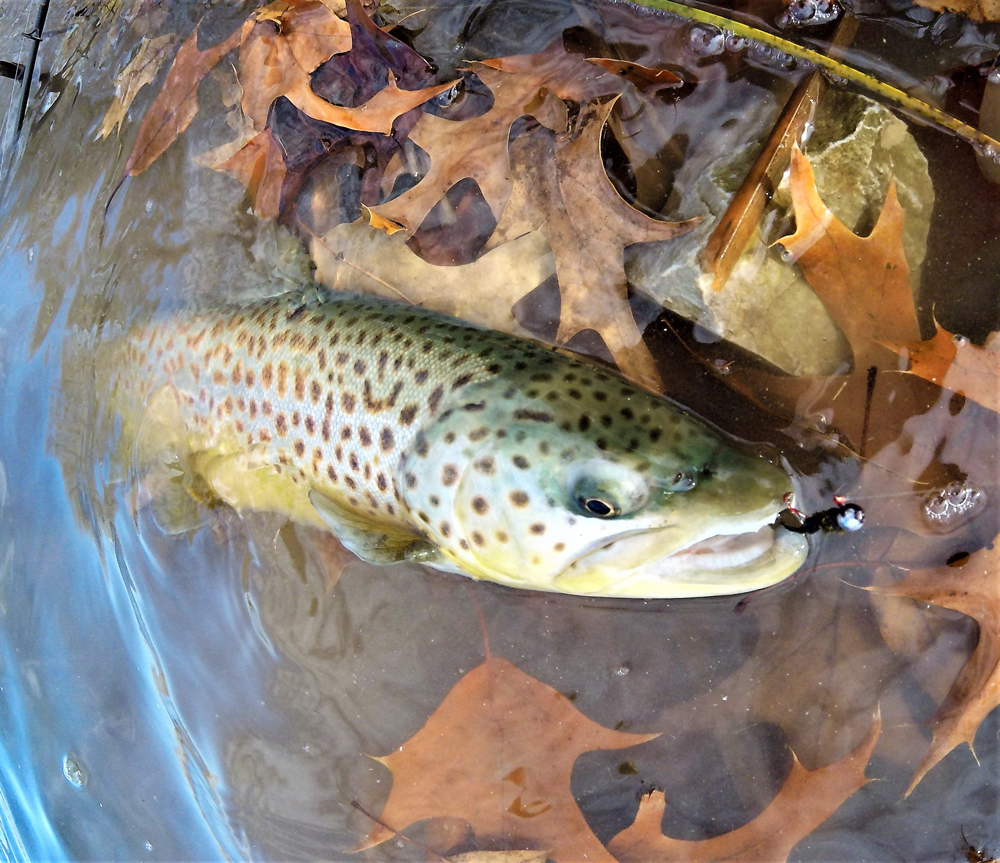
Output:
[627,90,935,376]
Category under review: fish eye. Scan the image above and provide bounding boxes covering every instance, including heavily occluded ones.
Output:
[671,471,697,491]
[579,497,620,518]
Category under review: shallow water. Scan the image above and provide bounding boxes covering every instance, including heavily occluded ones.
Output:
[1,0,999,861]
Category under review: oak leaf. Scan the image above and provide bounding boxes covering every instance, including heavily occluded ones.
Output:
[99,34,177,139]
[607,713,880,863]
[356,656,658,863]
[775,145,920,360]
[870,544,1000,794]
[125,26,242,176]
[209,128,288,219]
[238,2,452,135]
[884,323,1000,415]
[487,101,697,391]
[370,42,628,233]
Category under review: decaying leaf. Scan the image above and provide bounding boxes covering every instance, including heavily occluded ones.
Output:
[99,33,177,139]
[488,101,697,391]
[775,145,920,359]
[311,221,554,337]
[371,42,629,233]
[884,323,1000,415]
[871,545,1000,794]
[608,713,879,863]
[356,657,658,862]
[238,0,353,131]
[584,58,681,92]
[239,2,453,135]
[125,26,242,176]
[208,128,288,219]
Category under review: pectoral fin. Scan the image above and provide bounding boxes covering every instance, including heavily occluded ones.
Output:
[309,489,427,565]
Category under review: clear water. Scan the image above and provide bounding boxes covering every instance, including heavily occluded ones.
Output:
[0,1,998,861]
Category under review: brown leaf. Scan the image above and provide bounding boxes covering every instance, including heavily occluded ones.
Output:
[371,42,627,233]
[239,2,452,135]
[884,323,1000,415]
[125,26,242,176]
[775,145,920,359]
[238,0,352,130]
[870,544,1000,794]
[488,101,697,391]
[607,713,880,863]
[356,656,658,862]
[209,128,288,219]
[584,58,681,91]
[99,34,177,139]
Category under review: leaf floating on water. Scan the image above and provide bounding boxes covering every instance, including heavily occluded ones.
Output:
[125,26,242,176]
[870,546,1000,794]
[355,657,658,862]
[607,712,881,863]
[99,33,178,140]
[776,145,920,360]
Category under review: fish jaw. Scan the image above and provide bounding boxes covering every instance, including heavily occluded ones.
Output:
[552,522,809,598]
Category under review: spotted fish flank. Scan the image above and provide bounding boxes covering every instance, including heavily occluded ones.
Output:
[113,292,808,598]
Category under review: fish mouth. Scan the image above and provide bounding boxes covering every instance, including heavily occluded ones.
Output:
[553,515,809,599]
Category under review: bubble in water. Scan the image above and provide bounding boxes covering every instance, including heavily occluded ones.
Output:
[615,662,632,677]
[26,245,35,264]
[778,0,841,27]
[62,754,87,788]
[689,25,725,56]
[953,333,970,347]
[145,842,153,852]
[748,42,775,63]
[924,482,984,526]
[724,32,749,52]
[145,199,155,215]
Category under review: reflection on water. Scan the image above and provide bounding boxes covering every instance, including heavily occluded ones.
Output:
[0,0,998,861]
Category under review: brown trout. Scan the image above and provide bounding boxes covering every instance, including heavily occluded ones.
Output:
[113,291,808,597]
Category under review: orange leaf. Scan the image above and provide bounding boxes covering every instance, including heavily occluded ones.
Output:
[607,713,880,863]
[239,4,452,135]
[870,544,1000,794]
[775,145,920,358]
[356,656,658,862]
[125,26,242,176]
[585,58,681,91]
[884,323,1000,415]
[211,128,288,219]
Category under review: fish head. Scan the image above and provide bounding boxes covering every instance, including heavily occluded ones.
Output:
[401,373,808,598]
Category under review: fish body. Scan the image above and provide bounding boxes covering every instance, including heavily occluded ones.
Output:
[114,291,808,597]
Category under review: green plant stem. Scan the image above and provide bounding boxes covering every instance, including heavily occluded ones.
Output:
[627,0,1000,152]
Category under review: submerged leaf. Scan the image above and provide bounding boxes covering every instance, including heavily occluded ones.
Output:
[99,34,177,139]
[356,657,658,862]
[371,42,628,233]
[884,324,1000,415]
[608,713,880,863]
[125,26,242,176]
[871,545,1000,794]
[489,101,697,391]
[776,145,919,359]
